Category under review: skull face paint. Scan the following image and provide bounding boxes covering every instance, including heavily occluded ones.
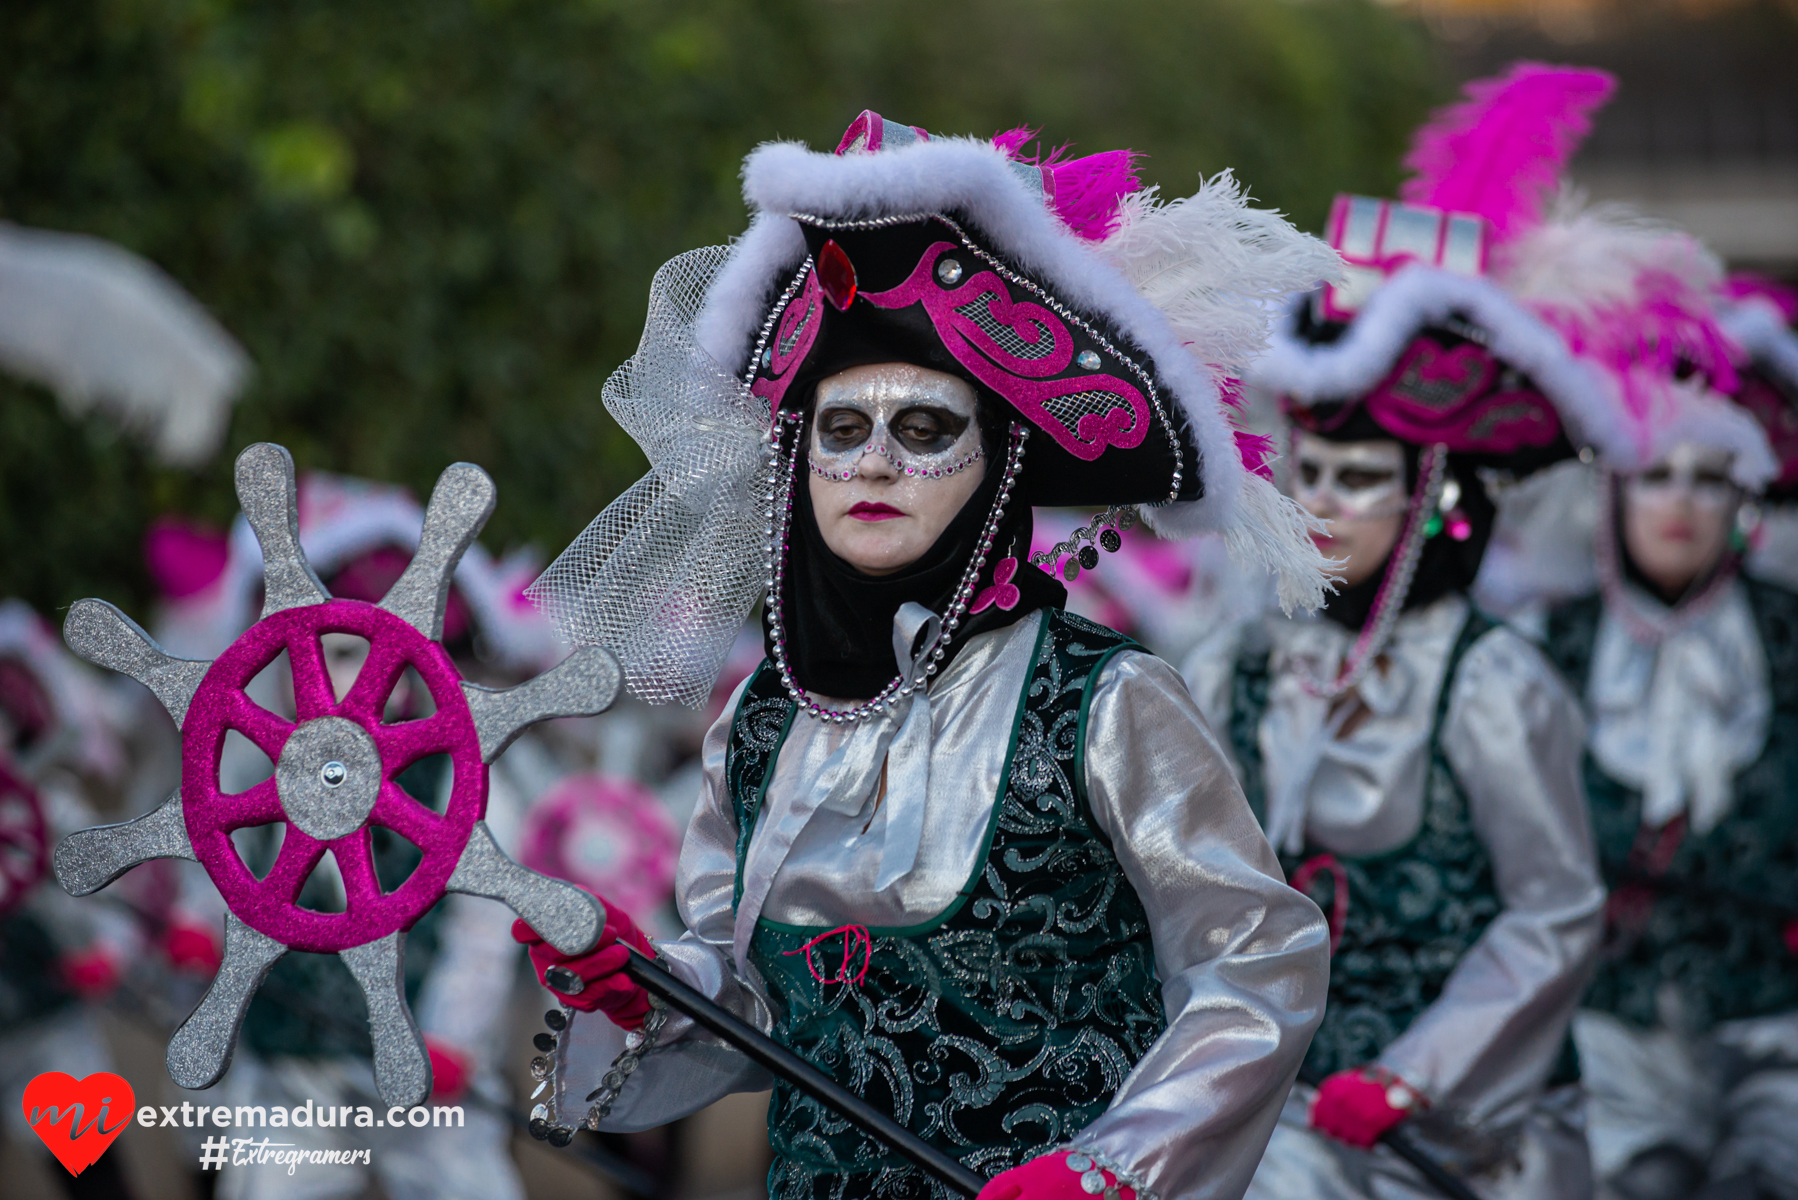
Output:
[809,364,986,482]
[1291,431,1408,588]
[1622,441,1741,601]
[808,363,988,576]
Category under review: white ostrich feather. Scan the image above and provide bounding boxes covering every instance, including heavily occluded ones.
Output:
[0,222,249,465]
[1100,173,1344,376]
[1494,190,1723,318]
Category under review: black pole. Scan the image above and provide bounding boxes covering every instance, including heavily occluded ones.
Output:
[1294,1066,1482,1200]
[621,949,986,1198]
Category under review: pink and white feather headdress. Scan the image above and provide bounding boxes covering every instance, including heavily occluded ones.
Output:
[1252,62,1643,469]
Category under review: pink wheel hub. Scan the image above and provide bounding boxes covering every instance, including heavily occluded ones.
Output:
[182,599,484,953]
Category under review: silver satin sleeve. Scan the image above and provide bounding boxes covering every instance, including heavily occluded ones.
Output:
[1376,628,1606,1122]
[567,674,778,1132]
[1071,651,1332,1200]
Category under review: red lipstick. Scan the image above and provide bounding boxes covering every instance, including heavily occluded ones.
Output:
[848,501,904,521]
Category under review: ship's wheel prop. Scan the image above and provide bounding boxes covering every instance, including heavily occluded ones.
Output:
[54,443,617,1107]
[520,773,679,919]
[0,755,49,918]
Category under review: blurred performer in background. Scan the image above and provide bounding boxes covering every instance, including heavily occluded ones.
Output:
[1720,275,1798,592]
[0,601,143,1200]
[1529,257,1795,1200]
[516,112,1341,1200]
[148,472,576,1200]
[1190,65,1650,1200]
[0,217,246,1199]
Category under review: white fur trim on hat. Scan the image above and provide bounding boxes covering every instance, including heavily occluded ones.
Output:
[1247,262,1633,467]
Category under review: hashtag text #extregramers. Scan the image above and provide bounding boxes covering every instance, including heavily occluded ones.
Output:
[199,1135,377,1175]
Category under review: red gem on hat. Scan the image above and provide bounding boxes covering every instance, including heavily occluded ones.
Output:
[817,239,858,311]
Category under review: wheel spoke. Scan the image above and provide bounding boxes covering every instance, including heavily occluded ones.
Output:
[371,782,440,843]
[373,713,456,774]
[228,694,293,761]
[339,636,407,722]
[212,778,284,830]
[287,632,335,721]
[264,826,325,902]
[331,831,382,908]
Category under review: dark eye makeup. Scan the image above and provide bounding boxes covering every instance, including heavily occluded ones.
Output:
[818,407,874,451]
[815,404,969,456]
[1337,467,1398,491]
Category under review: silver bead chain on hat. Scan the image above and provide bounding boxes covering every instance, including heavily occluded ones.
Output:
[768,209,1185,509]
[525,969,669,1147]
[764,414,1029,724]
[1299,443,1449,702]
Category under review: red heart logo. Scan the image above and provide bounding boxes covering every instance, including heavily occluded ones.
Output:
[21,1071,135,1177]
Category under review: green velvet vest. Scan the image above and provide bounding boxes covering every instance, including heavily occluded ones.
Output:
[728,610,1168,1200]
[1544,578,1798,1032]
[1227,609,1503,1078]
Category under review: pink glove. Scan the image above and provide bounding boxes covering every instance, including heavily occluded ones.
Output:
[978,1150,1137,1200]
[163,921,224,974]
[59,947,122,999]
[1309,1067,1424,1148]
[512,890,655,1029]
[425,1037,471,1101]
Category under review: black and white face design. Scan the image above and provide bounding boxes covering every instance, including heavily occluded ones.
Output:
[1291,432,1410,588]
[807,363,989,577]
[809,365,985,483]
[1293,435,1410,521]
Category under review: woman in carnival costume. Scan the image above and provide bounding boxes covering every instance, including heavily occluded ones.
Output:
[0,600,145,1200]
[148,474,569,1200]
[1186,64,1641,1200]
[1519,246,1797,1200]
[516,112,1342,1200]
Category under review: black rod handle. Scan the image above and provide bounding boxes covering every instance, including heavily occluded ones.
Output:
[1295,1066,1482,1200]
[621,949,987,1198]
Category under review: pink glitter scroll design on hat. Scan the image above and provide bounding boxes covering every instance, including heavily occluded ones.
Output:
[751,269,825,416]
[519,773,679,920]
[1360,336,1561,454]
[861,240,1150,461]
[181,599,485,954]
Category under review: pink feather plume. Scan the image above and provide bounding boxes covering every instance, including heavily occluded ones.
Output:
[995,126,1141,242]
[1400,62,1616,242]
[1214,376,1277,479]
[1725,272,1798,323]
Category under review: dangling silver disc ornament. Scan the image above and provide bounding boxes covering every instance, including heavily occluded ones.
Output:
[53,443,619,1107]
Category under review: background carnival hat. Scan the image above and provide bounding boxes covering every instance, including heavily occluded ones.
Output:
[1251,63,1640,476]
[147,471,561,672]
[1718,274,1798,504]
[532,110,1343,707]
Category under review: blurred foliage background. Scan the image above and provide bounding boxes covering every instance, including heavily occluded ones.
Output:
[0,0,1443,617]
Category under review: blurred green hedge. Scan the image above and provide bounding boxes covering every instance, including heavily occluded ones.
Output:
[0,0,1440,617]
